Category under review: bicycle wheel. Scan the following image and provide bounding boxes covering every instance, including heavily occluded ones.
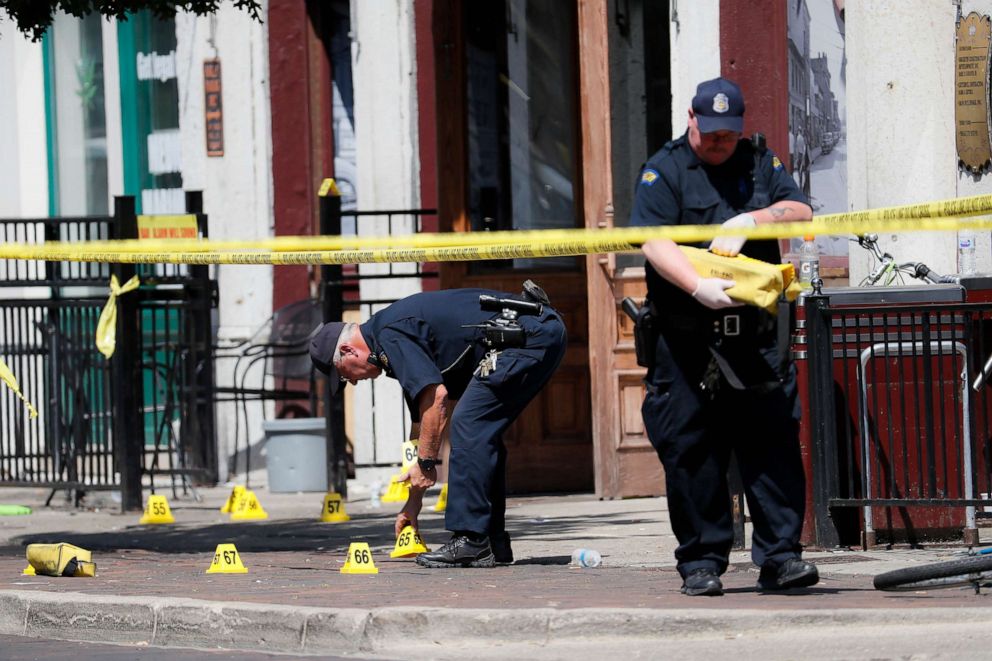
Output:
[873,555,992,591]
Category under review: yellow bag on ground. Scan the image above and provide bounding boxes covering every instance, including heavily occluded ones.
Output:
[681,246,802,314]
[26,542,96,577]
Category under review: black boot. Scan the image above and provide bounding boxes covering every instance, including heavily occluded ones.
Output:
[415,533,496,568]
[757,558,819,590]
[680,568,724,596]
[490,531,513,564]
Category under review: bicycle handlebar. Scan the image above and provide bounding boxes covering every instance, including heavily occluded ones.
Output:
[910,262,959,285]
[853,234,958,286]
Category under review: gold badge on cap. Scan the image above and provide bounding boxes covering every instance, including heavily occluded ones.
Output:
[713,93,729,114]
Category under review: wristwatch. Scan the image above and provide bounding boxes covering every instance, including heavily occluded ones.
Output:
[417,456,441,471]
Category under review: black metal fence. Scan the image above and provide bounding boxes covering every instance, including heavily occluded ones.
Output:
[0,195,217,509]
[805,295,992,547]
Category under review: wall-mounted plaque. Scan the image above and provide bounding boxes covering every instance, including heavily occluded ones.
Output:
[204,59,224,157]
[956,12,991,172]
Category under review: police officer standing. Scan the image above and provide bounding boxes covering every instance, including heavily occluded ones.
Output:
[631,77,818,596]
[310,287,566,568]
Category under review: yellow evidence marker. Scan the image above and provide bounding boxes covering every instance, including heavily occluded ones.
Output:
[320,492,351,522]
[139,494,175,524]
[390,525,430,558]
[25,543,96,577]
[205,543,248,574]
[220,485,245,513]
[433,483,448,512]
[340,542,379,574]
[401,439,418,471]
[230,490,269,520]
[380,439,417,505]
[380,475,410,503]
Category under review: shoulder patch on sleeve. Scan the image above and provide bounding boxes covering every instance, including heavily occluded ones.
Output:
[640,168,661,186]
[772,156,784,171]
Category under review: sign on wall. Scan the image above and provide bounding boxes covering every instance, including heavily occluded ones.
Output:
[137,214,198,240]
[204,59,224,157]
[956,12,991,173]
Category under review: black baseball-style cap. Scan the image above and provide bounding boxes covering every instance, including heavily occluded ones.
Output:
[691,77,745,134]
[309,321,347,395]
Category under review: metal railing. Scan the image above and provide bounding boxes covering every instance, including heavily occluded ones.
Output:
[805,296,992,547]
[0,215,112,287]
[0,195,218,508]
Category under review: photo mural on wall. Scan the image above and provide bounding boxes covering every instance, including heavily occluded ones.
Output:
[788,0,847,257]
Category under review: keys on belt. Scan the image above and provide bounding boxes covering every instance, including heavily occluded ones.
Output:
[476,350,500,377]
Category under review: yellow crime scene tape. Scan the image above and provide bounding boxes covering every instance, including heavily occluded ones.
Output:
[0,358,38,419]
[1,193,992,264]
[0,214,991,265]
[95,275,141,359]
[1,193,990,416]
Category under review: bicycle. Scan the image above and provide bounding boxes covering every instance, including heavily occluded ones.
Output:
[873,546,992,594]
[854,233,960,287]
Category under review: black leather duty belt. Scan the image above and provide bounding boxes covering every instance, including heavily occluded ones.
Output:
[659,311,774,342]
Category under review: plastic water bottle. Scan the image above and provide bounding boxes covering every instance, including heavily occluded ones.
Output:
[958,230,977,275]
[571,549,601,568]
[798,235,820,287]
[370,480,382,509]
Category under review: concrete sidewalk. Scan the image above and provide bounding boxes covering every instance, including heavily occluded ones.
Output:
[0,482,989,657]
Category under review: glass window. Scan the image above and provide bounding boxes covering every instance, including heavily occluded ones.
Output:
[48,13,109,216]
[465,0,579,270]
[328,0,357,216]
[128,12,183,214]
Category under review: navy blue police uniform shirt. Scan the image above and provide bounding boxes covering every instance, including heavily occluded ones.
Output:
[629,132,807,311]
[359,289,509,420]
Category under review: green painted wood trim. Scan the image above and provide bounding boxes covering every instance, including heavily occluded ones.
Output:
[41,30,59,217]
[116,16,141,212]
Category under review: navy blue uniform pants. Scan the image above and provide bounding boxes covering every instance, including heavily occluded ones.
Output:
[445,311,567,536]
[642,331,805,577]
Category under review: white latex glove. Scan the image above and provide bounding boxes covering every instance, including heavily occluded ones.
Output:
[709,213,756,257]
[692,277,742,310]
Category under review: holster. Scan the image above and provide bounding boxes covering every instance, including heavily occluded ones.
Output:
[622,298,658,368]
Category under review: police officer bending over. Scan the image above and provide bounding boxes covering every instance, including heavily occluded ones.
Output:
[310,286,566,568]
[631,77,818,596]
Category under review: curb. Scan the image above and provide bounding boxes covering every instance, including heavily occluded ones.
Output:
[2,589,991,656]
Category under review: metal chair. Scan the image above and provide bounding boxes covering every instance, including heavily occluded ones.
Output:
[213,299,324,482]
[34,314,110,506]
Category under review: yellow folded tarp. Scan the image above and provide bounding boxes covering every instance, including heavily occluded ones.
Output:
[26,542,96,577]
[681,246,803,314]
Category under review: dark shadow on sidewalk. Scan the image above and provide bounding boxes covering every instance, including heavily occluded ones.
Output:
[3,509,662,556]
[511,555,572,566]
[723,586,849,596]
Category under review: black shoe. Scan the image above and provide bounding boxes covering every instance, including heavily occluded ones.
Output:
[490,531,513,564]
[757,558,820,590]
[680,568,724,596]
[415,534,496,568]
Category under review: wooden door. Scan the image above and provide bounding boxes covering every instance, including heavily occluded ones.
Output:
[587,261,664,498]
[433,0,592,493]
[579,0,664,499]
